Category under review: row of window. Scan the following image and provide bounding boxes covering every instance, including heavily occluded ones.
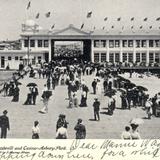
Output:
[24,40,49,48]
[6,56,42,63]
[94,40,160,48]
[94,52,160,63]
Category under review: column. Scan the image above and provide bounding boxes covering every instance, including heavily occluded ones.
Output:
[48,38,52,61]
[146,40,149,64]
[91,40,94,62]
[120,40,123,62]
[106,40,109,62]
[21,39,25,50]
[35,39,38,49]
[133,40,136,63]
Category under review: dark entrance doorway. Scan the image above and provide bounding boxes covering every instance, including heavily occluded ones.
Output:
[1,56,5,68]
[51,39,91,62]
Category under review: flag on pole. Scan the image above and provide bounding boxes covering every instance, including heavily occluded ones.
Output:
[140,26,143,29]
[87,11,92,18]
[35,13,40,19]
[51,24,55,29]
[104,17,108,21]
[143,17,148,21]
[156,17,160,21]
[80,23,84,29]
[45,12,51,18]
[131,17,134,21]
[149,26,152,29]
[26,1,31,10]
[117,17,121,21]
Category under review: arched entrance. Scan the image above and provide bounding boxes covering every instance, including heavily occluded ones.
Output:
[51,39,91,62]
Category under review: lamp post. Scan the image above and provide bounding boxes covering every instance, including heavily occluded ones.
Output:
[27,36,30,66]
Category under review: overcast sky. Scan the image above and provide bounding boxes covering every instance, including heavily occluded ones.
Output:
[0,0,160,40]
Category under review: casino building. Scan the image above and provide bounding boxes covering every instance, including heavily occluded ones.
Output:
[0,19,160,69]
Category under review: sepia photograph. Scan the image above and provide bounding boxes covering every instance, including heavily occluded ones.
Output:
[0,0,160,139]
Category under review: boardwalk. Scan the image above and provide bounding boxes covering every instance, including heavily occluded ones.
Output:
[0,72,160,139]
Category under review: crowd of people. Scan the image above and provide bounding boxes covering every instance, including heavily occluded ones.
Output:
[0,59,160,139]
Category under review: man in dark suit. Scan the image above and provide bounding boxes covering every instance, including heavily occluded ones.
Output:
[0,110,10,138]
[74,119,86,139]
[93,98,100,121]
[31,86,39,105]
[92,79,97,94]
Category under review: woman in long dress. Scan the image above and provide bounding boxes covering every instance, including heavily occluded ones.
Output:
[130,124,141,140]
[24,87,32,105]
[97,81,102,95]
[39,85,50,113]
[12,85,20,102]
[32,121,40,139]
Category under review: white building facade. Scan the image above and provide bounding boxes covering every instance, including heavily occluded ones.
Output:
[0,20,160,69]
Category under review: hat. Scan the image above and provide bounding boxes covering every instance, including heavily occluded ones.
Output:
[3,110,8,114]
[59,114,65,118]
[78,118,82,123]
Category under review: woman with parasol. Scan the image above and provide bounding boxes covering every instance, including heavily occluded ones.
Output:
[24,83,37,105]
[130,118,143,139]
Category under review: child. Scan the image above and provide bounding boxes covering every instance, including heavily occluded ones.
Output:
[121,126,132,140]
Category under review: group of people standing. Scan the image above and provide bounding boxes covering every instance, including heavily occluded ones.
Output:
[3,80,20,102]
[24,86,39,105]
[32,114,86,139]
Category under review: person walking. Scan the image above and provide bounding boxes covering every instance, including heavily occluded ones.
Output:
[73,92,78,107]
[74,119,86,139]
[31,86,39,105]
[3,82,9,97]
[130,123,141,140]
[145,98,153,119]
[32,121,40,139]
[79,91,87,107]
[56,124,68,139]
[92,79,97,94]
[12,85,20,102]
[56,114,68,131]
[39,85,50,114]
[93,98,100,121]
[108,95,115,115]
[0,110,10,138]
[121,126,132,139]
[24,87,32,105]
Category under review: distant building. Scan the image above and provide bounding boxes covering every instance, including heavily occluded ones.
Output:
[0,19,160,69]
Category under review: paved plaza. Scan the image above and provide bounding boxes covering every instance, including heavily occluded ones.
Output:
[0,72,160,139]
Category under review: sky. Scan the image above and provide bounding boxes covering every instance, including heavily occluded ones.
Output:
[0,0,160,40]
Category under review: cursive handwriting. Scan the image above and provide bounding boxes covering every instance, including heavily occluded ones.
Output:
[0,151,36,160]
[38,151,64,159]
[131,146,160,158]
[100,149,126,159]
[69,140,98,153]
[100,139,137,149]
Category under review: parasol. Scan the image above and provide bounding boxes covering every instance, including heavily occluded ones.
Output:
[126,82,136,89]
[136,86,148,91]
[130,118,144,125]
[26,83,37,87]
